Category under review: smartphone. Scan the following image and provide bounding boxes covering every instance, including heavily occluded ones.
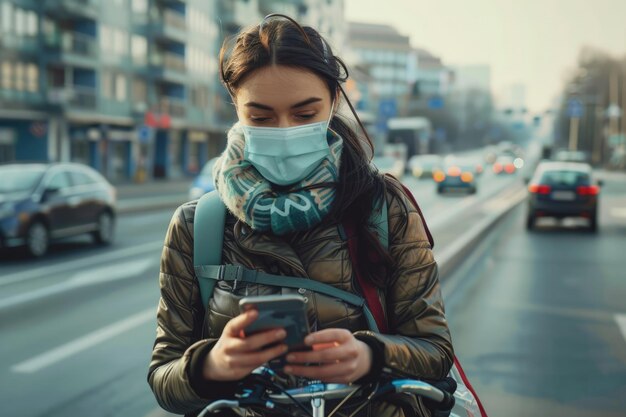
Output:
[238,294,311,352]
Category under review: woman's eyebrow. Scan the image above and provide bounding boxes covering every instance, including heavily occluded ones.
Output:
[244,97,323,111]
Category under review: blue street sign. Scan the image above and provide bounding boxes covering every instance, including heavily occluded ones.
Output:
[567,98,584,118]
[428,96,444,110]
[378,99,398,118]
[138,125,153,144]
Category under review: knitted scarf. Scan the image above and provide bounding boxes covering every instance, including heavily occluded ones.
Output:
[213,123,343,236]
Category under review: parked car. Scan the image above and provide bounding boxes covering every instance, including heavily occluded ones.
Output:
[433,159,478,194]
[526,161,601,231]
[407,154,442,179]
[0,162,117,257]
[372,155,405,178]
[188,157,219,201]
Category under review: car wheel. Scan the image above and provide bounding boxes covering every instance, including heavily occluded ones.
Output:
[469,187,477,195]
[526,213,535,230]
[437,187,444,194]
[93,211,115,245]
[26,221,49,257]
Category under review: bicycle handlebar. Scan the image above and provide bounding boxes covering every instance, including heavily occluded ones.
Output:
[199,376,452,416]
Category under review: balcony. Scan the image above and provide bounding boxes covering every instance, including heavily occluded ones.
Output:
[0,90,45,110]
[44,0,99,21]
[157,96,186,119]
[149,9,187,44]
[44,31,98,67]
[0,34,39,55]
[150,52,187,84]
[48,86,97,110]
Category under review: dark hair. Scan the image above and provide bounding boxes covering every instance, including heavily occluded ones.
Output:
[219,15,408,287]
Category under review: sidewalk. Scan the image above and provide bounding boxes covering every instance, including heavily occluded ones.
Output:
[114,178,192,214]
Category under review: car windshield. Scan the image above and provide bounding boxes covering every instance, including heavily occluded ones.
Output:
[0,166,45,193]
[539,170,590,186]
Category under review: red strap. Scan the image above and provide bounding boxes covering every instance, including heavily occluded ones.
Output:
[343,220,388,334]
[454,356,489,417]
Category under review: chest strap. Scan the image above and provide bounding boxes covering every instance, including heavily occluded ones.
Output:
[194,264,380,333]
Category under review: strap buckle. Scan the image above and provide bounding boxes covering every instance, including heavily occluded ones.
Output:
[218,265,244,291]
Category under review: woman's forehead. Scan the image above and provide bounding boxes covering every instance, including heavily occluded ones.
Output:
[236,66,330,107]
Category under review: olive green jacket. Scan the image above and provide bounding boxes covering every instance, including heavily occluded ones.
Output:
[148,182,454,417]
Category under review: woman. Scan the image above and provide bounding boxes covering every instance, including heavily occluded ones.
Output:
[148,14,453,417]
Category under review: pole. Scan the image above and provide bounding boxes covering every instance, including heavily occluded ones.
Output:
[610,71,619,136]
[568,117,579,151]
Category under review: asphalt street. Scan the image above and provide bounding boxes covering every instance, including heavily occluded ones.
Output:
[1,167,623,417]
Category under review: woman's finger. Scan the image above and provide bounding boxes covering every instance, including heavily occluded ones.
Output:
[224,310,258,337]
[226,328,287,353]
[304,328,352,346]
[233,343,289,368]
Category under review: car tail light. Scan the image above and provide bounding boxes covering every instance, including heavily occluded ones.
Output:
[505,164,515,174]
[493,163,503,173]
[461,172,474,183]
[528,184,551,194]
[447,166,461,176]
[433,171,446,182]
[577,185,599,196]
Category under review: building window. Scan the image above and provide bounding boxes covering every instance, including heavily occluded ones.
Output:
[1,2,13,34]
[115,73,126,101]
[26,11,37,36]
[14,62,24,91]
[1,62,12,90]
[190,85,209,108]
[131,35,147,65]
[26,64,38,92]
[131,0,148,14]
[100,25,128,56]
[132,77,146,103]
[101,71,112,98]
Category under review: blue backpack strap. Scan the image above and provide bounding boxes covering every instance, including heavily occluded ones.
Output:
[194,265,381,332]
[193,191,226,311]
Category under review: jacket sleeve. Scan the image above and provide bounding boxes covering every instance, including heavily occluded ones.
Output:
[354,187,454,380]
[147,203,226,414]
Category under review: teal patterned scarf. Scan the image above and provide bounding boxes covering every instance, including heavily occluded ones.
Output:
[213,123,343,236]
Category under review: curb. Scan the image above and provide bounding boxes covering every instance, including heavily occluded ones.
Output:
[436,186,528,281]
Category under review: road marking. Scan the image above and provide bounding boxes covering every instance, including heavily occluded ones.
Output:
[615,314,626,344]
[0,240,163,287]
[11,307,155,374]
[0,258,156,310]
[610,208,626,218]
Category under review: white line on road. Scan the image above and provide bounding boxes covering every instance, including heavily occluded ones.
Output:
[614,314,626,345]
[0,258,156,310]
[11,307,155,374]
[0,240,163,287]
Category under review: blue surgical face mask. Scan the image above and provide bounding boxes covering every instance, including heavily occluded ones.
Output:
[242,104,334,186]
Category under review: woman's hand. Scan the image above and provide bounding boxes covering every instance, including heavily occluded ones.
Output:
[203,309,289,381]
[284,329,373,383]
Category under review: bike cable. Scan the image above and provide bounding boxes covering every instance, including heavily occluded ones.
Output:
[345,381,380,417]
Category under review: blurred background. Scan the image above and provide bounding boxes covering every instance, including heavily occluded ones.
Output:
[0,1,625,416]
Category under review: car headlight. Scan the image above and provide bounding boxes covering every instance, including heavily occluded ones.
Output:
[0,202,16,219]
[189,187,206,200]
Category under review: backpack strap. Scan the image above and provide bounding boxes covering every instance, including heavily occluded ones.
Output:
[194,264,381,332]
[193,191,226,311]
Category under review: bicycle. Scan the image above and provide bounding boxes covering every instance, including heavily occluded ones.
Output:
[198,365,482,417]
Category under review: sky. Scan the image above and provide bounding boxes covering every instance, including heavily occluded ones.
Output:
[344,0,626,113]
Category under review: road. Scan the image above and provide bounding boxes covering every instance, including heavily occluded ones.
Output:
[1,165,623,417]
[443,170,626,417]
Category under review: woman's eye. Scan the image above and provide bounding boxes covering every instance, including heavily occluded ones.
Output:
[297,113,316,120]
[250,116,271,122]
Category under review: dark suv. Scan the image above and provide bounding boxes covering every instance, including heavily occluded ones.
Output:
[0,162,117,257]
[526,161,600,232]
